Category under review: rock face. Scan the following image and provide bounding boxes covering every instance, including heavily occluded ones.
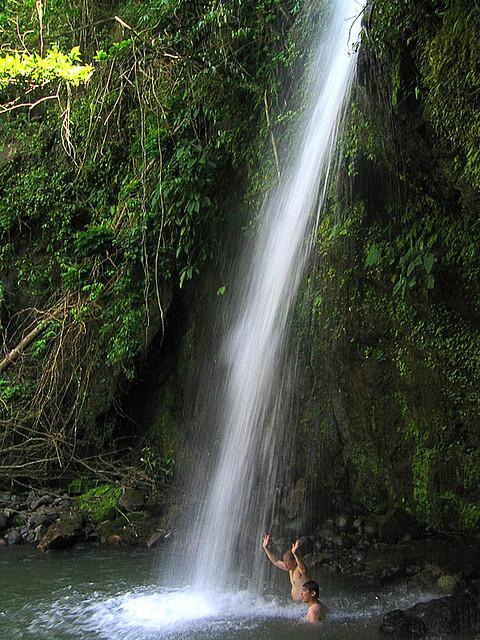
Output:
[280,478,306,519]
[0,512,9,531]
[381,592,480,638]
[119,489,146,513]
[37,514,84,552]
[0,486,177,549]
[378,509,424,544]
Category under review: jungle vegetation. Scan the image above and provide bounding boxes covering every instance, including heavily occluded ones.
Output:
[0,0,479,533]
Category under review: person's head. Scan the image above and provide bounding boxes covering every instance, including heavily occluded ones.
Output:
[301,580,320,603]
[283,549,297,570]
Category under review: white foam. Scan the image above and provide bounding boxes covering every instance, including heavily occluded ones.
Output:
[29,587,301,639]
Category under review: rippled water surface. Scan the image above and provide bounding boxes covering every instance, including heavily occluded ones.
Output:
[0,546,475,640]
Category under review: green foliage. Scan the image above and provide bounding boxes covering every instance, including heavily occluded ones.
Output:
[0,46,93,88]
[67,478,94,496]
[76,484,122,524]
[73,226,114,258]
[0,0,308,481]
[141,446,175,482]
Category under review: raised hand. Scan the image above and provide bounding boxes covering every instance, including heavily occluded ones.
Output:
[262,532,270,549]
[291,538,301,555]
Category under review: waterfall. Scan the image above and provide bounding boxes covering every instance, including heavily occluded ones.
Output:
[171,0,363,592]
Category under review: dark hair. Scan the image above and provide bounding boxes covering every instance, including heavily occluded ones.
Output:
[303,580,319,598]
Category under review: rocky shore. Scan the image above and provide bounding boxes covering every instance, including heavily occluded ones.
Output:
[0,486,176,551]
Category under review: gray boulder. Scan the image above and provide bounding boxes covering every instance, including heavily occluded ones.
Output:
[37,513,84,552]
[30,495,54,511]
[378,509,424,544]
[34,525,46,543]
[7,529,22,545]
[119,489,146,513]
[335,514,352,532]
[29,512,57,529]
[380,592,480,637]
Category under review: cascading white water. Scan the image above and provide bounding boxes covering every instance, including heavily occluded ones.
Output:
[175,0,363,591]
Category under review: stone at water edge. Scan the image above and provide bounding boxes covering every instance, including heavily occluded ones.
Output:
[380,592,480,637]
[34,525,46,543]
[146,529,167,549]
[118,489,146,513]
[7,529,22,545]
[36,513,84,552]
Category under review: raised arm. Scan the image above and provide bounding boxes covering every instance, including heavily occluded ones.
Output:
[291,539,308,576]
[262,533,288,571]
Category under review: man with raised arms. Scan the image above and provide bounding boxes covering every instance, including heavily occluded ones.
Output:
[261,533,311,602]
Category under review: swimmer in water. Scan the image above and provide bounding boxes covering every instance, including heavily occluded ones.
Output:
[262,533,311,602]
[301,580,328,623]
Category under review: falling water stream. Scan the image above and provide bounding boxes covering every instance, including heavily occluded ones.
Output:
[5,3,450,639]
[183,0,364,591]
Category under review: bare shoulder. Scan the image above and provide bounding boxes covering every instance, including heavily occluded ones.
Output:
[306,602,326,623]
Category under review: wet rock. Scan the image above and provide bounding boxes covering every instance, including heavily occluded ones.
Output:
[119,489,146,513]
[25,531,35,543]
[52,497,71,511]
[313,539,325,552]
[280,478,306,518]
[380,566,404,584]
[0,538,7,547]
[29,512,57,529]
[146,529,168,549]
[7,529,22,545]
[378,509,424,544]
[356,538,371,550]
[98,511,158,546]
[318,527,335,543]
[30,495,54,511]
[0,491,13,506]
[34,525,46,543]
[352,517,363,533]
[0,512,9,531]
[352,551,366,563]
[364,521,378,539]
[297,537,314,556]
[310,551,332,567]
[335,514,352,532]
[37,513,84,552]
[333,534,345,549]
[380,608,427,637]
[405,564,421,577]
[380,592,480,637]
[437,574,461,593]
[342,535,354,550]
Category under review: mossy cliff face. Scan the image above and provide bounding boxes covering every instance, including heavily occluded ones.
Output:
[296,0,480,531]
[1,0,478,536]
